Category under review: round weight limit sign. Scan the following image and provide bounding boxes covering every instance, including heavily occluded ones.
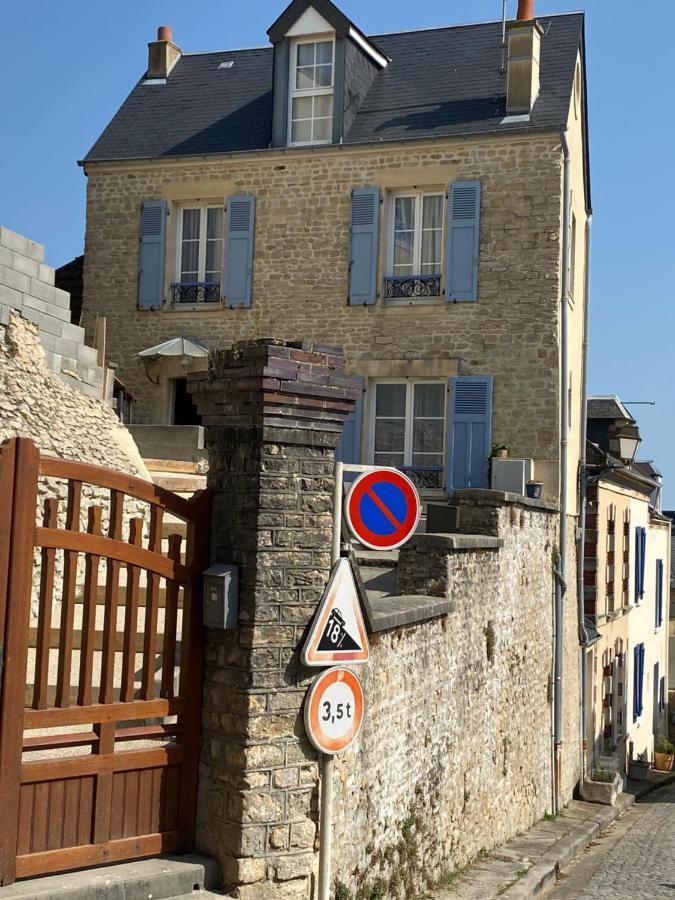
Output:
[344,468,421,551]
[304,667,365,755]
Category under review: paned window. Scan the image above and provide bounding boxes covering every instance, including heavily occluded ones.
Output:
[390,195,443,277]
[177,206,224,287]
[289,39,334,145]
[371,381,446,484]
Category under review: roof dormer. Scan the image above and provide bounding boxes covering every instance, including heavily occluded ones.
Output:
[267,0,387,148]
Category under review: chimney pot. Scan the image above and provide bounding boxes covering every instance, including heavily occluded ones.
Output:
[157,25,173,42]
[517,0,535,19]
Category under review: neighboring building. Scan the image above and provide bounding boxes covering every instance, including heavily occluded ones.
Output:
[583,397,670,775]
[79,0,591,513]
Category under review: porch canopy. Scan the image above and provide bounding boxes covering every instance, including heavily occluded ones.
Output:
[135,336,209,361]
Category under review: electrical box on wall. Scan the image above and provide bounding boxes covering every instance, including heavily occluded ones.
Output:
[203,564,239,629]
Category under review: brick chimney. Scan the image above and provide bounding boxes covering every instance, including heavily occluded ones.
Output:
[506,1,543,114]
[147,25,181,79]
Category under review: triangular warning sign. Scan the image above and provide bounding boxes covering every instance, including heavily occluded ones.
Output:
[301,558,369,667]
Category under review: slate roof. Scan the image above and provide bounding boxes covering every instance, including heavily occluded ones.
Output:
[84,13,584,164]
[587,396,634,423]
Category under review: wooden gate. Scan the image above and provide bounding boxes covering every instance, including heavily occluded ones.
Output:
[0,437,210,884]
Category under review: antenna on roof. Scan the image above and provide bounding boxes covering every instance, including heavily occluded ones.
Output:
[500,0,509,74]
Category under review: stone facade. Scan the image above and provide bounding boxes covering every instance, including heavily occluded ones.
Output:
[81,129,583,504]
[0,226,106,398]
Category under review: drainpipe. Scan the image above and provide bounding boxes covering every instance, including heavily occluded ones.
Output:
[553,127,572,813]
[576,213,592,787]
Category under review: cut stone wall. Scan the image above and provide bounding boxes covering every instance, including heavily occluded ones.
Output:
[328,501,562,898]
[81,134,568,497]
[0,226,105,398]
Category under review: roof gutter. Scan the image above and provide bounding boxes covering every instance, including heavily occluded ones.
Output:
[576,211,592,791]
[78,123,563,170]
[553,125,571,814]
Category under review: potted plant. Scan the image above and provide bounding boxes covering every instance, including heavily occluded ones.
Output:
[629,750,651,780]
[653,737,675,772]
[490,443,511,460]
[526,480,544,500]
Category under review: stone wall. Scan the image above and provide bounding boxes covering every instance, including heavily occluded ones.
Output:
[81,133,566,494]
[0,312,145,475]
[189,338,580,900]
[329,501,561,898]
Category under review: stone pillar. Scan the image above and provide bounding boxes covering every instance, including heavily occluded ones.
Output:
[189,340,357,900]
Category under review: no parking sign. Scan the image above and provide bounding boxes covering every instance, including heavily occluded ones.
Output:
[344,468,420,550]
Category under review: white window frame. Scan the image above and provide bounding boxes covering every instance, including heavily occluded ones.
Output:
[288,36,335,147]
[175,203,225,287]
[367,379,447,487]
[385,191,445,303]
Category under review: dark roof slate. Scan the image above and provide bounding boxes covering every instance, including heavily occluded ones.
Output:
[84,13,584,163]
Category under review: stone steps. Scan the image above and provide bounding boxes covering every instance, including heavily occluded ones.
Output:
[0,855,222,900]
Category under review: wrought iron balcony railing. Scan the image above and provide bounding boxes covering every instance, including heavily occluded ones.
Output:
[399,465,444,490]
[171,281,221,305]
[383,274,441,300]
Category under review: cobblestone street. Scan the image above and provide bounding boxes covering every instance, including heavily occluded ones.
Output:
[549,782,675,899]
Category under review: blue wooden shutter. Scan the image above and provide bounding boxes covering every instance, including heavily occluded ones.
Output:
[656,559,664,627]
[138,200,167,309]
[446,376,493,492]
[446,180,481,302]
[348,187,380,305]
[635,527,642,602]
[225,195,256,307]
[639,644,645,717]
[335,376,365,466]
[640,528,647,599]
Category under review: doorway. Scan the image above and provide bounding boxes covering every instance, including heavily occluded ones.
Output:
[171,377,201,426]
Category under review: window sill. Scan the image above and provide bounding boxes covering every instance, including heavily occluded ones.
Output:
[165,302,224,313]
[383,297,446,308]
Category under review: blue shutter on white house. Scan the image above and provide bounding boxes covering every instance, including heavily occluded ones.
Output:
[446,181,481,302]
[138,200,167,309]
[446,376,493,492]
[348,188,380,305]
[640,528,647,598]
[225,196,256,307]
[635,527,643,602]
[335,376,365,467]
[656,559,664,627]
[633,645,639,721]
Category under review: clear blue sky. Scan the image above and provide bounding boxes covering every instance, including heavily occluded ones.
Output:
[2,1,673,500]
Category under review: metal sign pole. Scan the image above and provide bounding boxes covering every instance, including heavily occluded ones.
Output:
[317,460,344,900]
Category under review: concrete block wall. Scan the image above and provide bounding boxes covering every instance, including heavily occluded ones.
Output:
[0,226,104,398]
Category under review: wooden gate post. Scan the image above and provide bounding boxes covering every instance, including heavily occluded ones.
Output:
[190,341,357,899]
[0,438,40,885]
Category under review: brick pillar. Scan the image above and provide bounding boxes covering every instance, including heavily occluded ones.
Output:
[189,340,357,900]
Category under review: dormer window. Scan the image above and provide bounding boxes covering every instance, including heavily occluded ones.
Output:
[288,38,334,145]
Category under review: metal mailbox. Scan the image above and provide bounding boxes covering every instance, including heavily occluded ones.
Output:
[202,563,239,629]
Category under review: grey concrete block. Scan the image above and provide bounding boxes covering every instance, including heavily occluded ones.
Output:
[12,252,40,278]
[0,263,31,293]
[368,594,454,632]
[0,226,44,262]
[76,343,99,366]
[26,309,68,338]
[53,286,72,310]
[0,245,13,267]
[38,332,56,352]
[38,263,55,284]
[61,321,85,343]
[0,283,23,309]
[0,305,12,326]
[22,293,69,321]
[52,336,80,358]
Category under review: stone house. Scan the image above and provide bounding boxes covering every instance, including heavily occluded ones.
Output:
[79,0,591,515]
[583,397,670,777]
